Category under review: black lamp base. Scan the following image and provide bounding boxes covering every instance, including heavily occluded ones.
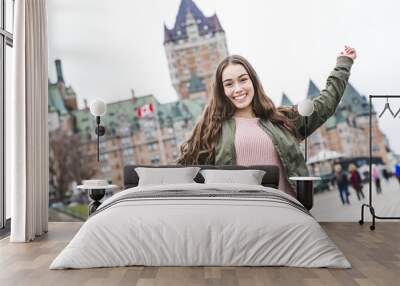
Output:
[289,176,320,210]
[296,180,314,210]
[94,116,106,161]
[88,188,106,215]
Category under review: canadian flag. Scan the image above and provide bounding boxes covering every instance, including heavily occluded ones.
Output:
[136,103,155,118]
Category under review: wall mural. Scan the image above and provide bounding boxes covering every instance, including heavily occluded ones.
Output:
[47,0,400,223]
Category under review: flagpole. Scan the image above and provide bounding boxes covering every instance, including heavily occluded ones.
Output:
[154,114,167,164]
[138,102,167,165]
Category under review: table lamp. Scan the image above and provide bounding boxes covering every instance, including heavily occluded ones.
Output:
[297,98,314,162]
[90,99,107,161]
[289,98,319,210]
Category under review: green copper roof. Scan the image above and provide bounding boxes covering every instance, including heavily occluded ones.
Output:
[72,93,207,140]
[324,116,337,129]
[72,94,159,137]
[280,93,293,106]
[335,108,348,124]
[48,82,68,114]
[157,98,205,127]
[306,80,373,130]
[306,80,320,99]
[323,105,350,130]
[180,97,206,120]
[340,82,372,115]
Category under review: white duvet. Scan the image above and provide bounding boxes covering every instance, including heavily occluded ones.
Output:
[50,183,351,269]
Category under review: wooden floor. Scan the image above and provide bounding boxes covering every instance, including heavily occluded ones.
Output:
[0,222,399,286]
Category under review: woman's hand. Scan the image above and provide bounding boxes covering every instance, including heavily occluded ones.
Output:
[339,45,357,60]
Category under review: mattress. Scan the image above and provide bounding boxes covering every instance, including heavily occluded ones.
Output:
[50,183,350,269]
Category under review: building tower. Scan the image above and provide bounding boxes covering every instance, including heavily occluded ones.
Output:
[54,59,78,111]
[164,0,229,99]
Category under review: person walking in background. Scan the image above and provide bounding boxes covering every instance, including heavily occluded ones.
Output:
[349,163,365,200]
[382,167,389,182]
[395,163,400,185]
[371,164,382,194]
[334,164,350,205]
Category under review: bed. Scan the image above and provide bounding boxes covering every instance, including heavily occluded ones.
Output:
[49,165,350,269]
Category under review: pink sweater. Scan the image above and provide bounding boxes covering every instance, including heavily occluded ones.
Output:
[234,117,296,197]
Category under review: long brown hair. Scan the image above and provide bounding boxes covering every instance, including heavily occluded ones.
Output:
[177,55,301,165]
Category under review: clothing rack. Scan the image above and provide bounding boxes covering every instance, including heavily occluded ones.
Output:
[359,95,400,230]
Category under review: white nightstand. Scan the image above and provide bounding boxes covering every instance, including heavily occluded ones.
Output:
[77,184,119,215]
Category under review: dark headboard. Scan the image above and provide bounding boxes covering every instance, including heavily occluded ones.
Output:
[123,165,279,189]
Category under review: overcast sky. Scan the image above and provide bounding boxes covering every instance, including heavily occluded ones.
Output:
[48,0,400,154]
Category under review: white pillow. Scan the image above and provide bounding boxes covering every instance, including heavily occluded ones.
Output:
[200,169,266,185]
[135,167,201,186]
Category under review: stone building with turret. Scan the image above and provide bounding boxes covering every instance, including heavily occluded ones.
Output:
[164,0,229,99]
[48,59,78,135]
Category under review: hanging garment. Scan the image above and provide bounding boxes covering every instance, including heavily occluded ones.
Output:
[378,98,395,118]
[394,107,400,118]
[396,163,400,177]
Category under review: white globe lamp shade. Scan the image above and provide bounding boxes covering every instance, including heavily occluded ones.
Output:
[90,99,107,117]
[297,99,314,117]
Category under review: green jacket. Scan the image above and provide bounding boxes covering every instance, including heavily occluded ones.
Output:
[214,56,354,190]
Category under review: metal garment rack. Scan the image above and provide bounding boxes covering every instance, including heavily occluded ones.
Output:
[359,95,400,230]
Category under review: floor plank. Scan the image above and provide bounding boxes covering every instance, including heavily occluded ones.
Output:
[0,222,399,286]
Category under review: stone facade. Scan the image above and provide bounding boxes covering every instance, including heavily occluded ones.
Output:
[72,94,206,186]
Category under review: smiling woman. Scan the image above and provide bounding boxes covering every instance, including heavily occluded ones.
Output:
[177,49,356,197]
[222,64,255,117]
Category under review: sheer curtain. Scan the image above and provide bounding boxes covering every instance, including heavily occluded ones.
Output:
[9,0,49,242]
